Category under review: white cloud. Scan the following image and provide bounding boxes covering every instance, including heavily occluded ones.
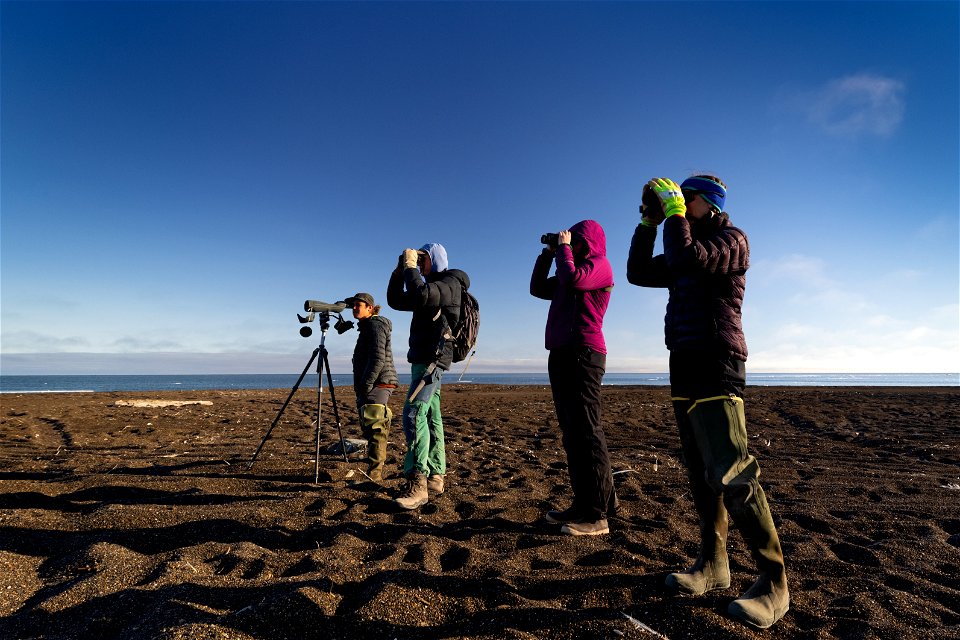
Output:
[744,252,958,372]
[750,341,958,373]
[752,253,832,287]
[110,336,189,351]
[865,314,896,328]
[749,313,959,373]
[0,330,93,352]
[794,73,906,138]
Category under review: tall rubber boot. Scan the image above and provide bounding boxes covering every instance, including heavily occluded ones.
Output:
[360,404,390,483]
[689,395,789,629]
[726,480,790,629]
[667,492,730,594]
[666,399,730,595]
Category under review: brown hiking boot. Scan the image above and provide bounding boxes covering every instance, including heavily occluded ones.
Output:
[427,474,444,494]
[394,472,428,510]
[545,506,584,524]
[560,519,609,536]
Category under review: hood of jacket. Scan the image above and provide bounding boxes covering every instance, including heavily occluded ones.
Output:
[360,314,392,332]
[428,267,470,291]
[420,242,448,273]
[569,219,607,260]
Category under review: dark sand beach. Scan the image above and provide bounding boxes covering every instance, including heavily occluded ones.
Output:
[1,384,958,639]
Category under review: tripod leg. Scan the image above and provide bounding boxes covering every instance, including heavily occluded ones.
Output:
[248,348,319,470]
[315,346,324,483]
[313,344,349,484]
[323,348,347,463]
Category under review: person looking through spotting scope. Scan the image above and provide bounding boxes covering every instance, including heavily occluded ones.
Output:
[387,243,470,510]
[344,292,398,486]
[627,174,790,629]
[530,220,617,536]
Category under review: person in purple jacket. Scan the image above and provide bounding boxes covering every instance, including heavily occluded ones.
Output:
[530,219,616,536]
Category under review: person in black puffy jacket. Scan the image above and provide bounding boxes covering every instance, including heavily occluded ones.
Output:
[387,242,470,510]
[345,292,398,486]
[627,175,789,630]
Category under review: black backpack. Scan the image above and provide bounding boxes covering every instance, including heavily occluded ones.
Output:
[450,288,479,363]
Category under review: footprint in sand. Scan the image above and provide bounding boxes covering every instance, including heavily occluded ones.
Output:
[788,512,834,535]
[439,545,470,572]
[831,541,881,567]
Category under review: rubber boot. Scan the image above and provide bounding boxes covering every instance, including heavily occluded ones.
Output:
[351,404,390,486]
[666,492,730,595]
[365,404,391,482]
[666,399,730,595]
[394,471,428,510]
[689,396,789,629]
[724,474,789,629]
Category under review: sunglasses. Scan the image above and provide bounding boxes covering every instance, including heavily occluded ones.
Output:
[683,190,720,215]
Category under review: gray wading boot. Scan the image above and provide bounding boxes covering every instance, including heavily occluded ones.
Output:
[727,485,790,629]
[667,399,730,595]
[666,492,730,595]
[689,395,789,629]
[364,404,391,483]
[394,472,428,510]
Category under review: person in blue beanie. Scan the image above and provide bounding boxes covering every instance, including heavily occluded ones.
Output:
[627,175,790,629]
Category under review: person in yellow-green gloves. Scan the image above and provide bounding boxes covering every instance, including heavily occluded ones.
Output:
[345,293,398,486]
[627,175,789,629]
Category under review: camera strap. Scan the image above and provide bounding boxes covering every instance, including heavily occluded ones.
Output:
[432,307,453,341]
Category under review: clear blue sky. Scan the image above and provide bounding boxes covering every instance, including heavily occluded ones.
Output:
[2,1,958,375]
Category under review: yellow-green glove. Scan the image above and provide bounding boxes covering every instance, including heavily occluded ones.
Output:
[403,249,419,269]
[647,177,686,218]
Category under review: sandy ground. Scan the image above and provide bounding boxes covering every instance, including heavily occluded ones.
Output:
[1,384,958,639]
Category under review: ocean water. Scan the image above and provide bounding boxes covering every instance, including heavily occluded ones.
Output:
[0,372,957,393]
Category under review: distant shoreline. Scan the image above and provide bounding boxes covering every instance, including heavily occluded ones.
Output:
[1,371,958,394]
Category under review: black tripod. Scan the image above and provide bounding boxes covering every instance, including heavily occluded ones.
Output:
[248,312,347,483]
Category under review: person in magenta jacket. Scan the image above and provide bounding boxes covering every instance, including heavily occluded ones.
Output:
[530,219,616,536]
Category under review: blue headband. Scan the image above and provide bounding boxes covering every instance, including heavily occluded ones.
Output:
[680,176,726,212]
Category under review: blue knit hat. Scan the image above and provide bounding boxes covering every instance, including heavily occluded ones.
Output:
[680,176,726,212]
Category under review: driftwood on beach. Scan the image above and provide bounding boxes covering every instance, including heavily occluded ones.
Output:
[1,385,958,639]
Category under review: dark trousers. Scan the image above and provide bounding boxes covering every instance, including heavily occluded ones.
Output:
[669,351,752,495]
[669,351,746,399]
[356,386,393,412]
[548,346,614,521]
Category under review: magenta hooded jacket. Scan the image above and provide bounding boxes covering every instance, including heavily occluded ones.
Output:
[530,219,614,354]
